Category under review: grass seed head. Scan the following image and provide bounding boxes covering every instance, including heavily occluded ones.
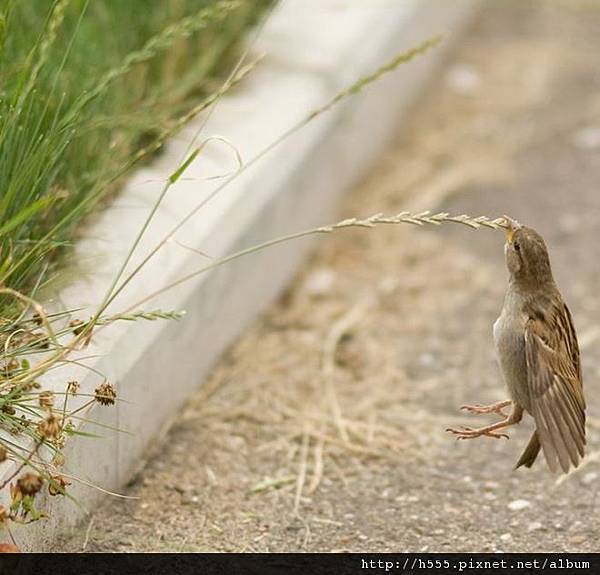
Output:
[38,390,54,410]
[66,380,80,395]
[32,309,46,326]
[68,319,85,335]
[38,413,62,439]
[48,475,70,497]
[95,382,117,406]
[17,473,43,497]
[1,358,19,376]
[1,405,16,415]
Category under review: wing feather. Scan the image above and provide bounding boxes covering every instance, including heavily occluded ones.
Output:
[524,302,585,474]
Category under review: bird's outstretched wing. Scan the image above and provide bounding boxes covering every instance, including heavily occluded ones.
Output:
[524,303,585,473]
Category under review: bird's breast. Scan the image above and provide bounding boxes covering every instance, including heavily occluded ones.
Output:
[493,307,530,411]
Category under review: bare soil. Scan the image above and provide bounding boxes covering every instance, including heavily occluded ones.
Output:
[57,0,600,552]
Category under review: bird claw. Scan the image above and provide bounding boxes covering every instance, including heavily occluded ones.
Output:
[445,426,510,440]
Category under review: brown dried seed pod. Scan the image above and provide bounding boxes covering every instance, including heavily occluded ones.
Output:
[68,319,85,335]
[38,414,62,439]
[0,445,7,462]
[1,358,19,374]
[38,391,55,409]
[66,380,80,395]
[32,333,51,350]
[17,472,43,496]
[94,382,117,406]
[48,475,71,497]
[32,309,46,326]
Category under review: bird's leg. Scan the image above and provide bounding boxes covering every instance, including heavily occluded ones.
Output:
[446,405,523,440]
[460,399,511,418]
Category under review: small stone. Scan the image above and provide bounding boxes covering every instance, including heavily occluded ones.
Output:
[446,64,481,95]
[573,126,600,149]
[528,521,543,532]
[396,494,419,503]
[508,499,531,511]
[582,472,598,485]
[499,533,512,542]
[303,268,335,296]
[379,276,398,294]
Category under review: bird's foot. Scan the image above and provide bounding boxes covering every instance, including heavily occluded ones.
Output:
[460,399,511,418]
[446,425,510,440]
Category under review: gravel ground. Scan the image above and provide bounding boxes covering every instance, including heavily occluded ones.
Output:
[57,0,600,552]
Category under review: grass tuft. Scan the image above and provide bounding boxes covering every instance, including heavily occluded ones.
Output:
[0,0,272,316]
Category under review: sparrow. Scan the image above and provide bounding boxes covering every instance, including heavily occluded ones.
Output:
[446,217,586,473]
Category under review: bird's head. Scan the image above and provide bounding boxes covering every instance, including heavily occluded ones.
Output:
[503,217,554,287]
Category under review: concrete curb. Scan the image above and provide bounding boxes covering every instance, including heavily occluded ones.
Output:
[2,0,476,550]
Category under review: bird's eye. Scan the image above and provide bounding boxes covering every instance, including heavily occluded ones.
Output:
[513,242,521,252]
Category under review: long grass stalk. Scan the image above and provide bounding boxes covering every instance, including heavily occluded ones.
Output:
[124,212,508,312]
[100,35,444,315]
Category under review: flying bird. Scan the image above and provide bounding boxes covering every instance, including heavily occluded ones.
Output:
[446,217,586,473]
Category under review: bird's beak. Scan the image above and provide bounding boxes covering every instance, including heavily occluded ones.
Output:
[503,215,521,243]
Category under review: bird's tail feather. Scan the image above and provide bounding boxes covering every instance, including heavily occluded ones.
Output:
[515,431,541,469]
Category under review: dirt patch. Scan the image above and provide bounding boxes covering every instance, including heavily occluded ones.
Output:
[57,0,600,552]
